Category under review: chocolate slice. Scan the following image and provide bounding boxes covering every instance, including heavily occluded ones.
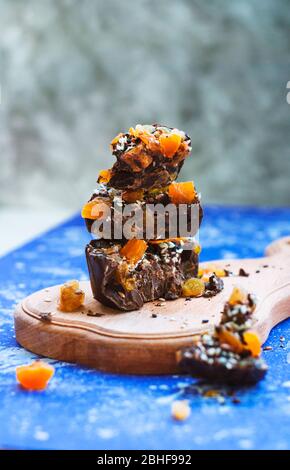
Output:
[108,124,191,191]
[84,183,203,241]
[86,239,199,311]
[178,334,268,385]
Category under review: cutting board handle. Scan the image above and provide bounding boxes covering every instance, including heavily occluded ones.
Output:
[265,236,290,258]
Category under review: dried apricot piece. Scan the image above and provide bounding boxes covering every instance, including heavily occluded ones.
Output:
[198,264,226,278]
[16,360,54,391]
[97,169,112,184]
[58,280,85,312]
[115,262,136,291]
[120,239,148,265]
[159,133,182,158]
[243,331,261,357]
[216,326,244,354]
[81,200,109,220]
[228,286,248,306]
[182,278,205,297]
[168,181,196,204]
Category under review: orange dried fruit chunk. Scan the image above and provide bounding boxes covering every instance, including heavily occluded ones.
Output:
[122,189,144,203]
[168,181,196,204]
[98,169,112,184]
[58,280,85,312]
[16,360,54,391]
[243,331,261,357]
[182,278,205,297]
[81,200,108,220]
[216,326,244,354]
[228,286,248,306]
[199,264,226,278]
[159,132,181,158]
[120,239,148,265]
[115,262,136,291]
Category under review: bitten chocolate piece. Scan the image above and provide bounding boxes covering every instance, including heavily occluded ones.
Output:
[178,287,268,385]
[83,183,203,241]
[179,334,268,385]
[86,238,199,311]
[107,124,192,190]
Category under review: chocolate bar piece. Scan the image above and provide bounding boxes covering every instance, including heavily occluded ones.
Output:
[178,288,267,385]
[107,124,191,190]
[178,333,267,385]
[86,239,199,311]
[83,183,203,241]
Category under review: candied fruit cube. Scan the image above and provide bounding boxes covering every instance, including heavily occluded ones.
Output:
[16,360,54,391]
[168,181,196,204]
[120,239,148,265]
[58,280,85,312]
[182,278,205,297]
[228,286,248,306]
[243,331,261,357]
[81,199,109,220]
[159,132,182,158]
[216,326,244,354]
[198,264,226,278]
[97,169,112,184]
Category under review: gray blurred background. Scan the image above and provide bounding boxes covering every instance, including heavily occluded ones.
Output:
[1,0,290,211]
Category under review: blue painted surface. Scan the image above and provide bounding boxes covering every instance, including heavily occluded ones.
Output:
[0,205,289,450]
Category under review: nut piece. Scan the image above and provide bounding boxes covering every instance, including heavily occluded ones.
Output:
[58,280,85,312]
[171,400,191,421]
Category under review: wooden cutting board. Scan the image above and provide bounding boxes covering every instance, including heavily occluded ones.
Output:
[14,237,290,374]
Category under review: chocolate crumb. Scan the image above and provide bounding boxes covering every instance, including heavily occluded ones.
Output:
[87,310,102,317]
[152,313,157,318]
[224,269,233,277]
[185,297,192,302]
[263,265,269,268]
[263,346,273,351]
[232,397,241,404]
[280,336,285,342]
[256,270,260,273]
[202,319,209,324]
[238,268,249,277]
[40,312,52,322]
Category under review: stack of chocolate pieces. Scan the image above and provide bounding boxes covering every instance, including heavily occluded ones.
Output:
[82,124,205,311]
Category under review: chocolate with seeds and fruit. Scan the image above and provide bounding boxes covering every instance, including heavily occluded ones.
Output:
[178,288,268,385]
[86,238,199,311]
[108,124,192,191]
[83,183,203,241]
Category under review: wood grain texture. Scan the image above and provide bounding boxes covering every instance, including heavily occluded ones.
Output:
[14,237,290,374]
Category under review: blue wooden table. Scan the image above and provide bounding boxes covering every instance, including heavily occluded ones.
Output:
[0,206,290,450]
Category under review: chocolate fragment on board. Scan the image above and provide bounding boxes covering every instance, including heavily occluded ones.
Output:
[178,287,268,385]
